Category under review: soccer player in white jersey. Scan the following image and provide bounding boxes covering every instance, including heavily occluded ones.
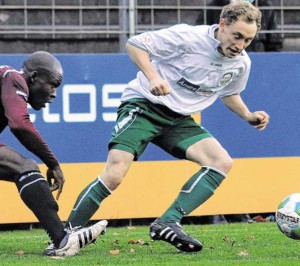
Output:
[66,2,269,252]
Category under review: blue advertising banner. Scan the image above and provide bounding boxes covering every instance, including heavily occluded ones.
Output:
[0,52,299,163]
[202,52,300,158]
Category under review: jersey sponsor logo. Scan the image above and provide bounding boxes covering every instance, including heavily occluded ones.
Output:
[210,62,222,67]
[177,78,200,92]
[219,73,233,87]
[177,78,215,97]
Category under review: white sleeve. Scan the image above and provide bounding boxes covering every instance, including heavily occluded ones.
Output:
[127,24,190,61]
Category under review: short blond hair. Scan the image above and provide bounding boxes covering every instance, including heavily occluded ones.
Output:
[220,2,262,30]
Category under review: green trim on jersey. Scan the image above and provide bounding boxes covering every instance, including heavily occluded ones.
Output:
[109,98,213,160]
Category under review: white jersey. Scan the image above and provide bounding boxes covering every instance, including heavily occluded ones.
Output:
[122,24,251,115]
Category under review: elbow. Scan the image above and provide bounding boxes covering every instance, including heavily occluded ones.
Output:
[8,120,27,134]
[10,126,23,136]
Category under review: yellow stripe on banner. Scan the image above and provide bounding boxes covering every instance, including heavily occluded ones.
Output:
[0,157,299,223]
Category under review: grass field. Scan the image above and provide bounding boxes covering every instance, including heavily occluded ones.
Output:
[0,221,300,265]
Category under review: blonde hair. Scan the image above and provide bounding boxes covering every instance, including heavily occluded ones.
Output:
[220,2,262,30]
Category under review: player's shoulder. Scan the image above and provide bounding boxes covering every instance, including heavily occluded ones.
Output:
[0,66,13,78]
[239,50,251,65]
[170,23,210,33]
[0,66,29,97]
[0,66,24,80]
[168,24,211,44]
[1,66,26,84]
[228,50,251,73]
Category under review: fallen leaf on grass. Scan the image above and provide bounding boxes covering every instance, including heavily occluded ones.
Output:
[15,250,24,256]
[51,256,65,260]
[110,239,119,245]
[223,236,231,242]
[238,250,249,257]
[128,239,149,245]
[110,249,120,255]
[127,226,136,230]
[223,236,236,246]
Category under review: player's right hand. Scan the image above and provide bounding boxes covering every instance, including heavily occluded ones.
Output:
[149,77,171,96]
[47,165,65,200]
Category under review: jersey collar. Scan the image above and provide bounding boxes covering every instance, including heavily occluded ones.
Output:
[208,24,221,51]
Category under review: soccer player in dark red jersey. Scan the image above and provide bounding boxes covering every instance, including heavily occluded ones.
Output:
[0,51,107,256]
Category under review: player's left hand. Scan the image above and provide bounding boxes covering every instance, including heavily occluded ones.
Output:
[47,165,65,200]
[247,111,270,131]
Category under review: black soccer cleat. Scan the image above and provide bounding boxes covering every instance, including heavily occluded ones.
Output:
[149,219,203,252]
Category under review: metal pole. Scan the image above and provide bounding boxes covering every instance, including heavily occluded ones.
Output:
[129,0,136,38]
[119,0,128,53]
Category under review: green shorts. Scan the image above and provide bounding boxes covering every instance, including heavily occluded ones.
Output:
[109,98,213,160]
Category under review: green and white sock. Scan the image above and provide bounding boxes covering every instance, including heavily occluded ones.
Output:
[160,166,226,223]
[66,176,111,227]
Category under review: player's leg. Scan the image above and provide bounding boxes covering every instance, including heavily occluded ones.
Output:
[160,137,232,223]
[0,145,66,247]
[0,145,107,256]
[150,118,232,252]
[66,149,134,228]
[66,100,152,228]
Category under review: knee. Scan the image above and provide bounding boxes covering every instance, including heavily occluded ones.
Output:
[203,152,233,175]
[20,159,39,174]
[101,150,133,191]
[216,156,233,174]
[13,158,39,178]
[102,168,125,191]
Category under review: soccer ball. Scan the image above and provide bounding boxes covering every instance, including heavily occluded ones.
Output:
[276,193,300,240]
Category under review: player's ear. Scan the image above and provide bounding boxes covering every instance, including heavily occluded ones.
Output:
[29,70,38,83]
[219,18,226,32]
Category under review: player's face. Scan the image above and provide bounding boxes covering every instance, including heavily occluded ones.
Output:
[216,18,257,58]
[28,72,59,110]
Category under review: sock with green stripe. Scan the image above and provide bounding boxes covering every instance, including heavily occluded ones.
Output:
[160,166,226,223]
[66,177,111,228]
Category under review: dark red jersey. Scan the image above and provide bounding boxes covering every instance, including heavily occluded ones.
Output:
[0,66,58,169]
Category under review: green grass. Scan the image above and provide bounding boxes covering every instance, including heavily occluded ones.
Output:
[0,222,300,265]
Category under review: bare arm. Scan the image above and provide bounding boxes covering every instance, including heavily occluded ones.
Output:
[126,43,171,96]
[2,72,65,199]
[221,94,269,131]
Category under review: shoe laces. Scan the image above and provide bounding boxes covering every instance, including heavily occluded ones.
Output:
[65,222,82,234]
[172,222,189,236]
[175,222,182,228]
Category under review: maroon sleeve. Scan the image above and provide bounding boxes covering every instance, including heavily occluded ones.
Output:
[1,71,59,169]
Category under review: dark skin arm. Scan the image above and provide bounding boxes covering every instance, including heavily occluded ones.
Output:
[1,72,64,199]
